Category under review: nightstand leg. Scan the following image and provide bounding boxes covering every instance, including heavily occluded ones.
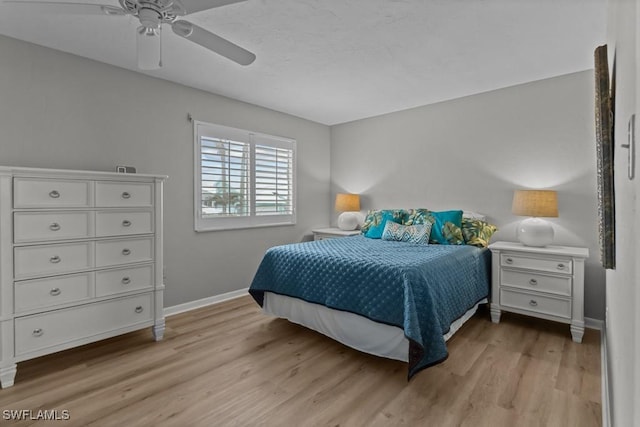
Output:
[490,304,501,323]
[570,322,584,343]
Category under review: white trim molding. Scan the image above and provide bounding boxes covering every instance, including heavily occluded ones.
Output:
[601,321,611,427]
[585,317,604,330]
[164,288,249,317]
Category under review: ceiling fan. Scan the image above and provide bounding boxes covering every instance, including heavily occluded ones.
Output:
[4,0,256,69]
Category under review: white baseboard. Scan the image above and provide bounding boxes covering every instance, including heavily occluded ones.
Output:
[164,288,249,317]
[601,322,611,427]
[585,317,604,330]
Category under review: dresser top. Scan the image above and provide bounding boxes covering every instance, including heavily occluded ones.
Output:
[0,166,167,181]
[488,241,589,258]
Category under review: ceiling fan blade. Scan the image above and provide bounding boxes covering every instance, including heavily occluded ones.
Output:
[177,0,246,16]
[171,20,255,66]
[3,1,126,16]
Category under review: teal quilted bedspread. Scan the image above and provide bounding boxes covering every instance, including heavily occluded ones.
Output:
[249,235,490,378]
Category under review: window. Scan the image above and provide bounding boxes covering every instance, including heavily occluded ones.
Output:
[194,121,296,231]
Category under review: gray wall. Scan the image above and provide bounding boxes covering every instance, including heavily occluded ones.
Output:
[331,70,605,320]
[0,35,332,308]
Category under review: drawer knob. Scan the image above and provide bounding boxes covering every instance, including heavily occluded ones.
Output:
[49,222,61,231]
[50,255,61,264]
[122,249,131,256]
[557,263,565,270]
[529,279,538,286]
[529,300,538,307]
[122,277,131,285]
[48,190,60,199]
[122,192,131,199]
[505,258,513,264]
[135,306,144,313]
[50,288,61,296]
[32,328,44,337]
[122,220,132,227]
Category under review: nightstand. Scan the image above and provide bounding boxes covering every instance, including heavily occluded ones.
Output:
[488,241,589,343]
[312,228,360,240]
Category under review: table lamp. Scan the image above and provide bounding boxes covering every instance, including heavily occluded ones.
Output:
[512,190,558,247]
[335,193,360,231]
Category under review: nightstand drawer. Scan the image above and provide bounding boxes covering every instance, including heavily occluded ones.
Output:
[500,288,571,319]
[14,211,93,243]
[502,270,571,296]
[501,253,572,274]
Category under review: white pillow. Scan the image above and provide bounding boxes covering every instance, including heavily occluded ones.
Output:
[463,211,487,221]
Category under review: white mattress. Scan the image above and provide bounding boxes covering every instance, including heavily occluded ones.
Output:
[263,292,487,363]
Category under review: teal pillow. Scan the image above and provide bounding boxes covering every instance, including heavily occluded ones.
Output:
[363,210,399,239]
[430,210,464,245]
[381,221,431,244]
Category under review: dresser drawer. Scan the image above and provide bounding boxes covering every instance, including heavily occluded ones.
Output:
[95,237,153,267]
[14,211,93,243]
[14,242,93,280]
[14,178,90,208]
[96,264,153,297]
[501,269,572,296]
[96,211,153,237]
[95,182,153,208]
[501,253,572,274]
[14,272,93,313]
[14,293,153,356]
[500,288,571,319]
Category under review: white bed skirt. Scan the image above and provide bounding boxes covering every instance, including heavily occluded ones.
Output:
[263,292,488,363]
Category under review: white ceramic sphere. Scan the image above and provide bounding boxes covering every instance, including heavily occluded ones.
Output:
[517,217,554,247]
[337,212,359,231]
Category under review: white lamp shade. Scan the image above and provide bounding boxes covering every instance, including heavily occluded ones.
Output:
[516,217,554,247]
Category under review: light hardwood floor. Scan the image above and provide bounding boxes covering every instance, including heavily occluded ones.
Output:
[0,296,601,427]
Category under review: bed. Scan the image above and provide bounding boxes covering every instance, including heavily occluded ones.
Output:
[248,234,491,378]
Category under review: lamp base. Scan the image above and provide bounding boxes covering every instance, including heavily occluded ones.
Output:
[337,212,359,231]
[517,217,554,247]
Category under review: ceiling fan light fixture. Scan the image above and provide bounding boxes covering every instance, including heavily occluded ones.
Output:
[137,25,162,70]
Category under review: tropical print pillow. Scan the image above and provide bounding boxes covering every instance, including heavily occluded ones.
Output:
[361,209,408,238]
[381,221,432,245]
[461,218,498,247]
[404,209,430,226]
[405,209,464,245]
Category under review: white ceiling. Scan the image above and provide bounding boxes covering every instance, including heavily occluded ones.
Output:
[0,0,606,125]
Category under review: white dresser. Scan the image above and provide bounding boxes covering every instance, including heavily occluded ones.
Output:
[0,167,166,388]
[488,241,588,343]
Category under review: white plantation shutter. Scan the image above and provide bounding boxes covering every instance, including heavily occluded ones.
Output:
[195,122,296,231]
[200,136,250,218]
[254,140,294,216]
